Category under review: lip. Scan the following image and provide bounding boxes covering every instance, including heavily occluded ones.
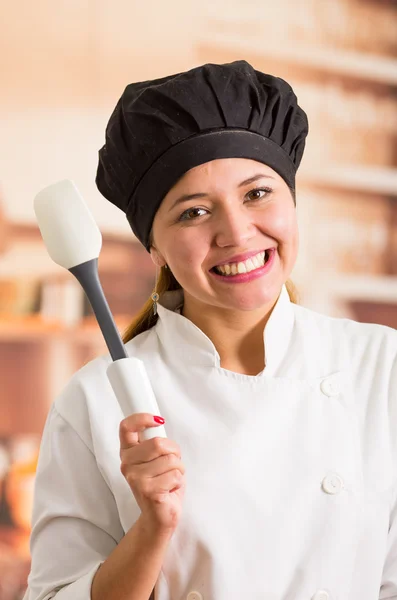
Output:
[209,247,276,283]
[211,248,275,269]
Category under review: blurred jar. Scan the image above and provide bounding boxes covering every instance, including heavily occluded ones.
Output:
[6,435,39,532]
[0,278,41,316]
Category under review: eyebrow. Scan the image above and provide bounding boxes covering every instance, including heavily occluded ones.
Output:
[169,173,276,211]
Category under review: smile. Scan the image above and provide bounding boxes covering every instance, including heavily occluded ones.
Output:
[212,250,270,276]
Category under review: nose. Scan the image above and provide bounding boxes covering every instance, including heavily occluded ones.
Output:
[214,206,256,248]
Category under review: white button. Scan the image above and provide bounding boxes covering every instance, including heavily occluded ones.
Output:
[312,590,330,600]
[187,592,203,600]
[322,474,344,495]
[320,378,339,397]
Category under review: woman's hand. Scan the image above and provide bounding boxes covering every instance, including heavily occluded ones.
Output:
[119,413,186,536]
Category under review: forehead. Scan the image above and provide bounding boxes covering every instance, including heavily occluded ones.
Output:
[186,157,278,180]
[169,158,282,192]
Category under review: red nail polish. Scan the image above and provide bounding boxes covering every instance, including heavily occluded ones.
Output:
[154,415,165,424]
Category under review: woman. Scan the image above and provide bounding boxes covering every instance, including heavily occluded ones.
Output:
[24,61,397,600]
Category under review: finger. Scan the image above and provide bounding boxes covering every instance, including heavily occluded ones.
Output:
[119,413,165,450]
[121,437,181,464]
[121,450,185,480]
[141,469,185,499]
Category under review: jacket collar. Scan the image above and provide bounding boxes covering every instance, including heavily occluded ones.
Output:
[155,284,294,376]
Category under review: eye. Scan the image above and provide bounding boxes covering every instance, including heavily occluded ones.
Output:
[246,187,273,201]
[178,207,208,222]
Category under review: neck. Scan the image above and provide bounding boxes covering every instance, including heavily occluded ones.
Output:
[181,296,279,375]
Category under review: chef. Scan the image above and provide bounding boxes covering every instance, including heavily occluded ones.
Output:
[24,60,397,600]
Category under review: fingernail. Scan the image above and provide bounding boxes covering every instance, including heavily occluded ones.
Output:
[153,415,165,424]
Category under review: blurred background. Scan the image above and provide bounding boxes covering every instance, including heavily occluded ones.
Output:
[1,0,397,596]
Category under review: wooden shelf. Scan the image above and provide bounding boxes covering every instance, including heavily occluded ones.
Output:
[298,164,397,196]
[0,314,131,344]
[328,274,397,302]
[199,33,397,87]
[0,315,62,341]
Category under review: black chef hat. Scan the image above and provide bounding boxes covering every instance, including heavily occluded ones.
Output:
[96,60,309,251]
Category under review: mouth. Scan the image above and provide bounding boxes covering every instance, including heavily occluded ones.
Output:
[210,249,273,276]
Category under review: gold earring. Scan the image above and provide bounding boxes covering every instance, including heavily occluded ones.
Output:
[151,264,160,315]
[151,291,159,315]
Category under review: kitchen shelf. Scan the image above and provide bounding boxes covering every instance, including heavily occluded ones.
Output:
[328,274,397,302]
[298,164,397,196]
[199,33,397,86]
[0,314,131,344]
[0,315,63,341]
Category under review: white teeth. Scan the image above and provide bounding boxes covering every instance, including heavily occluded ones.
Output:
[246,258,255,271]
[215,250,269,276]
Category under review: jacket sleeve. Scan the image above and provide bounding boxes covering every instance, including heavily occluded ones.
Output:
[379,339,397,600]
[23,404,125,600]
[379,480,397,600]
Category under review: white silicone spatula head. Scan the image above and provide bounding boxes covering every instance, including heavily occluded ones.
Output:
[34,179,102,269]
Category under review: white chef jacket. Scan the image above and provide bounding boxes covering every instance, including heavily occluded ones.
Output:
[23,284,397,600]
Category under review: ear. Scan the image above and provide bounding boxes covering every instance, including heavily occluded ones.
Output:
[150,246,167,268]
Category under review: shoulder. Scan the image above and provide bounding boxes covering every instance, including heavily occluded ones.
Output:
[291,301,397,368]
[293,300,397,345]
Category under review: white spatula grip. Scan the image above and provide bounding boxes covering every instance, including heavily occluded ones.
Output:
[106,357,167,441]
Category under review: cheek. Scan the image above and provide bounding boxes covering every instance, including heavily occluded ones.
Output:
[259,205,297,240]
[284,216,299,244]
[166,230,209,271]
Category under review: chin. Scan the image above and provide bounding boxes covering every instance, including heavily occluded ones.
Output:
[247,281,285,306]
[224,294,278,312]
